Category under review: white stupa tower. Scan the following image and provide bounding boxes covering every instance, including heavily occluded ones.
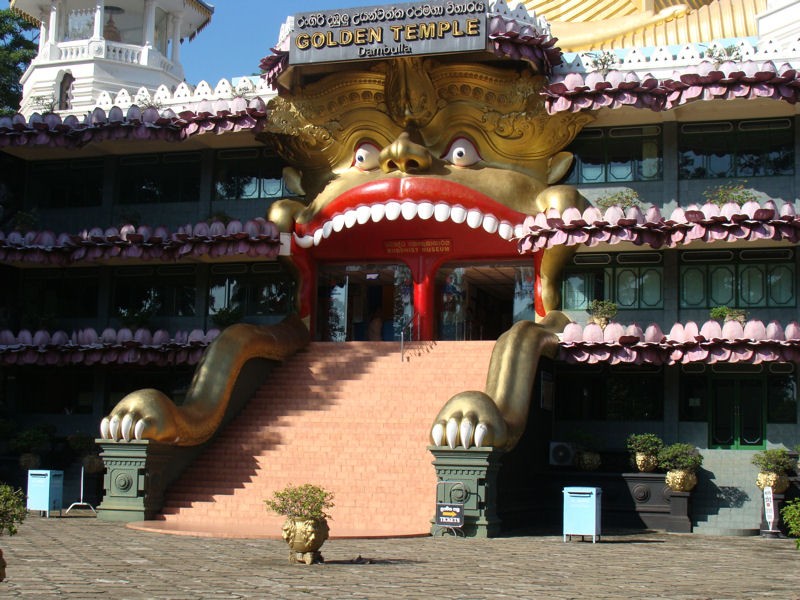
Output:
[10,0,213,117]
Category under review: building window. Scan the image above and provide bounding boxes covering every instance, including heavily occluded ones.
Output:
[208,263,295,321]
[30,159,104,208]
[112,266,197,323]
[15,367,94,414]
[117,153,201,204]
[213,149,289,202]
[563,253,663,310]
[556,366,664,421]
[679,249,795,309]
[20,268,99,327]
[678,119,794,179]
[564,126,662,184]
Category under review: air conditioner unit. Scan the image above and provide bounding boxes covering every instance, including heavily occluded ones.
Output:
[549,441,575,466]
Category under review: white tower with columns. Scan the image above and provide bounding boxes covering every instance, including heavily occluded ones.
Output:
[10,0,213,117]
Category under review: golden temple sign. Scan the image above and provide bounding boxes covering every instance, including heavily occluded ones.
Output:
[290,1,487,64]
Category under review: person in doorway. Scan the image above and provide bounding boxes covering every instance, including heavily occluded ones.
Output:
[367,308,383,341]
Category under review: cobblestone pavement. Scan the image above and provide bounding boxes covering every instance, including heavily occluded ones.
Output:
[1,512,798,599]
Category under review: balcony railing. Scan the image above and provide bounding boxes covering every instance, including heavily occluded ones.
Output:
[53,39,172,72]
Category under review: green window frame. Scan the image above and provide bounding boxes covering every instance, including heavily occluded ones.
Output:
[564,126,662,184]
[679,250,795,309]
[213,149,291,202]
[30,159,104,208]
[117,152,202,204]
[562,253,663,310]
[678,118,794,179]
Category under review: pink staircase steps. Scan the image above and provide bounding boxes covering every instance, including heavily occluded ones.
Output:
[138,341,492,538]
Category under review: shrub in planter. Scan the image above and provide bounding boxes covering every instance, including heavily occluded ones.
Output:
[658,443,703,492]
[781,499,800,550]
[265,484,334,565]
[751,448,797,494]
[0,483,27,582]
[626,433,664,472]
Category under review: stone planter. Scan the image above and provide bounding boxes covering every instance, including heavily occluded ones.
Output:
[634,452,658,473]
[665,469,697,492]
[282,518,329,564]
[756,472,790,494]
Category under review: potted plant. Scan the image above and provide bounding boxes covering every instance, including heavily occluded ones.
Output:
[571,431,603,471]
[781,498,800,550]
[709,305,746,324]
[751,448,797,494]
[265,484,334,565]
[626,433,664,472]
[587,299,617,329]
[658,443,703,492]
[0,483,27,582]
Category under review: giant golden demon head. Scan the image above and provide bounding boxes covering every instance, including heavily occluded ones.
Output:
[267,56,592,235]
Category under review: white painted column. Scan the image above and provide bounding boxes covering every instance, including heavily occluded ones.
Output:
[143,0,156,47]
[38,10,48,53]
[47,0,60,44]
[92,0,105,40]
[171,12,183,63]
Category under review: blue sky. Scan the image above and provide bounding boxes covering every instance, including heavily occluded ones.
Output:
[181,1,381,84]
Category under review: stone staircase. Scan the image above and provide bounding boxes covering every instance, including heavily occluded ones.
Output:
[150,340,493,538]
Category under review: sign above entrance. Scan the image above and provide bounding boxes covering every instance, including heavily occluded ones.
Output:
[290,1,487,65]
[385,238,452,255]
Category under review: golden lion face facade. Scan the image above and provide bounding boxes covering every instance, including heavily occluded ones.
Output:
[266,56,592,338]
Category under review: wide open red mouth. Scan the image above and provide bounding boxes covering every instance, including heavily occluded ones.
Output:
[293,177,530,248]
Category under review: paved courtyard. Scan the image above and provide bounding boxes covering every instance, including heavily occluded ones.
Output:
[1,511,798,599]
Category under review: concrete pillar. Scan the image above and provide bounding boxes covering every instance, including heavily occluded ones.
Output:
[48,0,61,45]
[92,0,104,40]
[171,12,183,63]
[143,0,156,47]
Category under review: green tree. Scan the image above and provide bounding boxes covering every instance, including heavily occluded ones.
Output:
[0,10,37,116]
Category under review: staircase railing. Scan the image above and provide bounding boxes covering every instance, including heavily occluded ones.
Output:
[399,311,420,361]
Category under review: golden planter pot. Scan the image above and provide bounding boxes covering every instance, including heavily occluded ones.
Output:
[576,451,601,471]
[756,472,790,494]
[665,469,697,492]
[281,518,330,565]
[635,452,659,473]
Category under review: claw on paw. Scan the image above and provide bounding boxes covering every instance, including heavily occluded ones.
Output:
[431,420,445,447]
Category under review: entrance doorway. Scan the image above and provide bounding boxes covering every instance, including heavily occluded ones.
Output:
[317,264,413,341]
[436,261,537,340]
[711,378,765,448]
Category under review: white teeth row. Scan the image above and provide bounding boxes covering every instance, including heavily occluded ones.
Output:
[294,201,524,248]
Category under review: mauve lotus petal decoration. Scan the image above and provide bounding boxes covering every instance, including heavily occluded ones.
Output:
[51,330,69,346]
[582,206,603,223]
[0,330,15,345]
[208,220,226,236]
[32,330,50,346]
[784,322,800,340]
[204,329,221,343]
[100,327,117,345]
[667,323,684,342]
[187,329,205,344]
[685,346,708,362]
[603,205,624,225]
[134,328,152,345]
[583,322,605,343]
[683,321,700,341]
[116,328,134,344]
[780,202,796,218]
[722,319,745,340]
[625,323,644,340]
[152,329,171,345]
[603,322,625,343]
[699,320,723,341]
[562,323,583,343]
[743,320,767,341]
[766,321,785,341]
[193,221,210,238]
[17,329,32,345]
[668,207,687,223]
[174,330,188,344]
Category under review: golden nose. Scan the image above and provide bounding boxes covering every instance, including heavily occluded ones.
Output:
[379,132,432,173]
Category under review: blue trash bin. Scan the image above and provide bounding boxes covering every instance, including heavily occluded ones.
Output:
[27,470,64,517]
[563,486,601,542]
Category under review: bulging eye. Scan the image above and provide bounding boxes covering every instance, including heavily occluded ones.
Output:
[442,137,481,167]
[353,142,381,171]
